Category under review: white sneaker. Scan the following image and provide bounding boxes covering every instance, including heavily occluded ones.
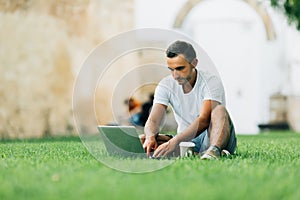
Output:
[201,147,231,160]
[200,146,220,160]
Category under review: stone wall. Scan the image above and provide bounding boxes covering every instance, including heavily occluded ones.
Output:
[0,0,134,138]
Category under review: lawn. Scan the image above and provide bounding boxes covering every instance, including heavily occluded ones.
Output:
[1,131,300,200]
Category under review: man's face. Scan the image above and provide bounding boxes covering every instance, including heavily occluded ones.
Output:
[166,54,195,85]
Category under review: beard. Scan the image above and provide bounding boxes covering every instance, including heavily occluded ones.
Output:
[175,68,194,85]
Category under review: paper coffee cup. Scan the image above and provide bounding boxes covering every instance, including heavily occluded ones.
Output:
[179,142,195,157]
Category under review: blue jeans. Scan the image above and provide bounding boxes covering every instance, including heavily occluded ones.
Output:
[191,123,237,154]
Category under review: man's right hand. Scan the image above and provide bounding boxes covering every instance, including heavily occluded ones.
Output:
[143,135,158,157]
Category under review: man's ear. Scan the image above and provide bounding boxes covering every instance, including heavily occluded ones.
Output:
[191,58,198,67]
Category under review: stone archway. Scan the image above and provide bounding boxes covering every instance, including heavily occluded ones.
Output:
[173,0,276,40]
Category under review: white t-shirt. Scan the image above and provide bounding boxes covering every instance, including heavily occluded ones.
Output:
[154,69,226,134]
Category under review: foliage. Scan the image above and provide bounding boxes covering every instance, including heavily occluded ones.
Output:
[1,132,300,200]
[270,0,300,30]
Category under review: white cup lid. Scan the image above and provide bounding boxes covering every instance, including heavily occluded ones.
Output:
[179,142,195,147]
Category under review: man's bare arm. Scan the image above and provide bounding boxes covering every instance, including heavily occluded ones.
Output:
[143,103,167,156]
[144,103,167,137]
[152,100,220,157]
[173,100,220,143]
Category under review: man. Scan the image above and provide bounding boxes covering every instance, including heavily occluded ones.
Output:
[140,40,237,160]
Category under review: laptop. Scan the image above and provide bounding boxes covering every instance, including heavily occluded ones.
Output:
[97,125,147,158]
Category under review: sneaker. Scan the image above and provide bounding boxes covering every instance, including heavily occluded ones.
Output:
[200,145,221,160]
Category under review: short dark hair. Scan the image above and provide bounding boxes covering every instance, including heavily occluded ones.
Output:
[166,40,196,63]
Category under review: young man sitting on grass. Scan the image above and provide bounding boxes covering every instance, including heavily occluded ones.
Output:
[140,40,237,159]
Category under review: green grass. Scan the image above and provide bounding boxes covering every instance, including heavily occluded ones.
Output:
[1,132,300,200]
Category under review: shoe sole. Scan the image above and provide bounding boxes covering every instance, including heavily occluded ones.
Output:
[200,153,218,160]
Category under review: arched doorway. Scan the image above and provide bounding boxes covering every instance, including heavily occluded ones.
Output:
[173,0,276,41]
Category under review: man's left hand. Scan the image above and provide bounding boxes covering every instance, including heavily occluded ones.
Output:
[153,138,177,158]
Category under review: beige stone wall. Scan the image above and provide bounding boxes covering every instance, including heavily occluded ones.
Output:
[0,0,134,138]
